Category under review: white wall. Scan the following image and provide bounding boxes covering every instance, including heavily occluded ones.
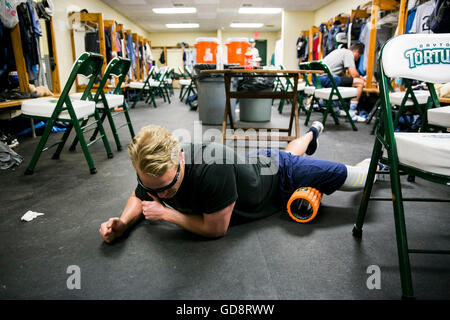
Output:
[147,32,217,47]
[281,11,315,69]
[314,0,368,25]
[53,0,151,91]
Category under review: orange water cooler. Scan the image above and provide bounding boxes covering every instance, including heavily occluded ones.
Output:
[195,38,219,64]
[225,38,249,66]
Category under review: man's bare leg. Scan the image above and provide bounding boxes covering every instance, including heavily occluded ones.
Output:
[285,121,324,156]
[352,77,365,102]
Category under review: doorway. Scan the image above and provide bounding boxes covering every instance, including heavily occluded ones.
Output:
[255,39,267,66]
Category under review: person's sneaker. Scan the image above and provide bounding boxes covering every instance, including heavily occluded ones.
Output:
[376,162,390,181]
[305,121,324,156]
[332,105,340,115]
[352,115,367,123]
[338,110,347,117]
[8,139,19,149]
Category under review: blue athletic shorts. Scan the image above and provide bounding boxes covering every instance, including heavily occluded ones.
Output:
[315,74,353,88]
[255,149,348,207]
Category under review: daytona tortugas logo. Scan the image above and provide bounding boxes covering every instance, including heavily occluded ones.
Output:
[404,42,450,69]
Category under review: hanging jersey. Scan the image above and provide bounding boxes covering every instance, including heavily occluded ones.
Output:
[405,7,417,34]
[410,0,436,34]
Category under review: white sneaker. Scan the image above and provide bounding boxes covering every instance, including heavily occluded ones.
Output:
[338,110,347,117]
[305,121,324,156]
[352,115,366,123]
[310,121,324,135]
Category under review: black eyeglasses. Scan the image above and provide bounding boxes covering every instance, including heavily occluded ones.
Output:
[137,164,180,194]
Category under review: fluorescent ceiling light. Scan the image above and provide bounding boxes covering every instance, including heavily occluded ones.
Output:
[238,8,282,14]
[166,23,199,28]
[153,7,197,14]
[230,23,263,28]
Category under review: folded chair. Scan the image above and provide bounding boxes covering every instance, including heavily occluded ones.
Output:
[71,56,135,152]
[151,66,171,104]
[129,65,157,108]
[178,66,196,103]
[298,62,318,124]
[164,67,175,97]
[352,33,450,299]
[183,67,198,102]
[21,52,113,175]
[374,79,431,131]
[178,67,189,100]
[274,65,293,113]
[306,61,358,131]
[271,68,284,106]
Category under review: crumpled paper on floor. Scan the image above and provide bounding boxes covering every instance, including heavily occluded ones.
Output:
[21,210,44,222]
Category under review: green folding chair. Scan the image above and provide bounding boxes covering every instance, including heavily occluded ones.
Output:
[424,92,450,132]
[276,66,294,114]
[371,78,432,134]
[179,66,197,104]
[129,65,157,108]
[164,67,175,97]
[275,65,311,116]
[178,67,188,100]
[298,62,319,125]
[71,56,135,151]
[271,72,283,106]
[306,61,358,130]
[352,33,450,299]
[178,66,195,103]
[152,66,172,104]
[389,81,430,129]
[21,52,113,175]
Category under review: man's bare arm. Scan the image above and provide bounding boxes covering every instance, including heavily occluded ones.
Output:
[142,199,235,238]
[348,66,360,78]
[99,192,143,243]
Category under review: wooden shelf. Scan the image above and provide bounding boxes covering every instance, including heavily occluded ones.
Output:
[439,97,450,104]
[351,9,370,21]
[0,99,27,109]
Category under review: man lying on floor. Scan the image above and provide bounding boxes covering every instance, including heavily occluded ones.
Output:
[99,123,376,242]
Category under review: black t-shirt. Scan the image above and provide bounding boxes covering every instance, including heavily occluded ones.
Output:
[134,143,280,223]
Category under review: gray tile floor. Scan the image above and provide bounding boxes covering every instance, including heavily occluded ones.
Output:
[1,90,449,300]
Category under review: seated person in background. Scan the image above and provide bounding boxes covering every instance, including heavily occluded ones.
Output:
[99,123,378,243]
[316,43,366,122]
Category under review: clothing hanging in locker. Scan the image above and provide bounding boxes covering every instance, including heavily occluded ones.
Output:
[428,0,450,33]
[410,0,436,34]
[0,19,16,90]
[296,35,307,61]
[104,28,112,63]
[312,34,320,60]
[16,1,50,87]
[358,11,398,76]
[184,48,195,71]
[85,31,100,53]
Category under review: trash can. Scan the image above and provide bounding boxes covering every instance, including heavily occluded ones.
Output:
[194,64,237,125]
[237,76,275,122]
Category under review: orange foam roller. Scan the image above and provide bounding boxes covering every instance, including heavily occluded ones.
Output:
[287,187,322,223]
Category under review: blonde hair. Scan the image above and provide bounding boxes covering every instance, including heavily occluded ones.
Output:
[128,125,181,177]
